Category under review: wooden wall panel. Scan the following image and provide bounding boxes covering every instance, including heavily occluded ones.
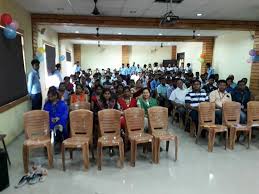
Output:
[201,39,215,74]
[250,31,259,96]
[32,22,38,57]
[73,44,81,63]
[172,46,177,60]
[122,45,131,64]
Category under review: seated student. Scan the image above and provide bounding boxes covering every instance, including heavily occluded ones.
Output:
[118,86,138,130]
[150,74,160,94]
[91,85,103,111]
[228,74,237,89]
[103,75,112,88]
[44,87,69,144]
[202,75,217,94]
[54,63,63,85]
[206,63,215,79]
[226,77,234,93]
[241,78,250,91]
[185,80,209,131]
[156,77,170,107]
[231,80,251,124]
[117,75,127,86]
[209,80,232,124]
[80,76,91,95]
[64,76,74,93]
[116,83,124,99]
[58,82,70,105]
[169,79,188,124]
[200,74,207,88]
[70,83,89,104]
[137,88,158,132]
[133,79,143,99]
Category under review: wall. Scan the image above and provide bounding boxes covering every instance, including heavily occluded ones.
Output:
[60,40,74,77]
[81,45,122,70]
[177,42,203,74]
[213,31,254,84]
[0,0,32,144]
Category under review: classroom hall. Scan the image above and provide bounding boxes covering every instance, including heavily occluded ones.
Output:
[0,0,259,193]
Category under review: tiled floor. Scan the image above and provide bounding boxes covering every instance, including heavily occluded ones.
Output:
[2,122,259,194]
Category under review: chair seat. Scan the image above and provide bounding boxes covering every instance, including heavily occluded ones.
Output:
[152,130,176,141]
[129,133,153,143]
[63,137,89,148]
[24,137,50,147]
[229,124,250,131]
[98,136,123,146]
[201,124,228,132]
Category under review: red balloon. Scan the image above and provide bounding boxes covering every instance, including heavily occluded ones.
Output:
[1,13,13,26]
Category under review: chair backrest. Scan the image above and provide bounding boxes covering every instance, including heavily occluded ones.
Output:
[98,109,121,137]
[148,106,168,133]
[124,107,145,134]
[222,101,241,126]
[198,102,215,125]
[70,102,90,111]
[247,101,259,127]
[254,96,259,101]
[23,110,49,140]
[70,109,93,138]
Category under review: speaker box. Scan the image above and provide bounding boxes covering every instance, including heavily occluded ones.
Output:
[0,148,9,191]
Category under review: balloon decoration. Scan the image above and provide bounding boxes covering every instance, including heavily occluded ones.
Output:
[59,55,66,61]
[249,49,256,57]
[37,47,45,54]
[1,13,12,26]
[9,20,19,30]
[247,49,259,63]
[3,26,17,39]
[35,47,45,62]
[198,53,206,64]
[36,54,44,62]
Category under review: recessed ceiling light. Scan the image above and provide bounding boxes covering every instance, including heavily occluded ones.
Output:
[197,33,201,36]
[158,33,163,36]
[118,32,122,35]
[75,31,79,34]
[129,10,137,14]
[197,13,203,17]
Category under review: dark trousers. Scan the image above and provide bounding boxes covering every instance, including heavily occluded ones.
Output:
[31,93,42,110]
[177,106,187,123]
[215,109,223,124]
[189,110,199,130]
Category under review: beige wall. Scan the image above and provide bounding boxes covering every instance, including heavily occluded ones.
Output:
[60,40,74,77]
[0,0,32,144]
[213,31,254,84]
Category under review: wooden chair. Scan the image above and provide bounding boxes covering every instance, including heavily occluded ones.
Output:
[148,106,178,164]
[223,101,251,149]
[124,108,154,167]
[247,101,259,133]
[196,102,228,152]
[70,102,90,111]
[61,110,93,171]
[254,96,259,101]
[97,109,124,170]
[23,110,53,173]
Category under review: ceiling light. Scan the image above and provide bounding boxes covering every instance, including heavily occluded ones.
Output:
[197,13,203,17]
[75,31,79,33]
[158,33,163,36]
[118,32,122,35]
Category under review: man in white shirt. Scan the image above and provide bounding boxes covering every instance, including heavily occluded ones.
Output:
[185,63,192,73]
[169,79,188,124]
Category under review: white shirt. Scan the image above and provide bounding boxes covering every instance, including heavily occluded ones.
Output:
[169,87,188,105]
[167,67,173,72]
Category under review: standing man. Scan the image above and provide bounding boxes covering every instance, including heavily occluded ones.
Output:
[74,61,81,73]
[27,59,42,110]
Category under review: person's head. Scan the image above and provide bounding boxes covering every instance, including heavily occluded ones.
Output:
[103,88,112,101]
[129,79,135,88]
[117,84,124,94]
[148,63,152,67]
[75,83,83,95]
[142,88,151,100]
[154,74,159,80]
[206,63,211,69]
[76,61,80,66]
[217,80,227,92]
[95,85,103,96]
[160,77,166,86]
[181,62,184,67]
[31,59,40,71]
[75,71,80,78]
[195,72,200,78]
[168,64,171,67]
[237,80,246,91]
[214,74,219,81]
[122,63,125,67]
[47,86,59,102]
[105,75,111,81]
[58,82,66,92]
[123,86,131,98]
[144,64,147,68]
[117,75,123,83]
[208,75,215,85]
[192,80,201,91]
[137,64,140,67]
[177,79,184,89]
[64,76,70,84]
[94,79,101,87]
[127,63,130,68]
[187,63,191,67]
[200,74,206,82]
[226,77,233,86]
[228,74,234,81]
[242,78,248,85]
[55,63,61,71]
[136,80,142,88]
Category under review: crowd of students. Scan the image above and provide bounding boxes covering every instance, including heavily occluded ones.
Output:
[27,59,253,149]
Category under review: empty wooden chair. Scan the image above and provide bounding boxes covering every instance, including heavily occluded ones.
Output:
[196,102,228,152]
[61,110,93,171]
[148,106,178,164]
[124,108,154,167]
[247,101,259,132]
[223,101,251,149]
[70,102,90,111]
[23,110,53,173]
[97,109,124,170]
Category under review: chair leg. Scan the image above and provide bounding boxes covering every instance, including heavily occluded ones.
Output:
[119,142,124,168]
[97,142,102,170]
[196,127,202,144]
[46,143,53,168]
[130,140,135,167]
[82,144,89,170]
[23,145,29,174]
[61,144,65,171]
[174,136,178,161]
[225,130,228,150]
[152,138,155,163]
[69,150,73,160]
[208,130,215,152]
[166,141,170,152]
[230,128,237,150]
[150,140,154,164]
[248,129,252,149]
[2,139,11,165]
[156,138,161,164]
[90,143,95,160]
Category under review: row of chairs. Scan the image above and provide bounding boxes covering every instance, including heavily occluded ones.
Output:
[174,101,259,152]
[22,107,178,173]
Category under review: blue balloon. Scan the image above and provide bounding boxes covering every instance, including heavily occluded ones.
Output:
[37,55,44,62]
[3,26,17,39]
[59,55,65,61]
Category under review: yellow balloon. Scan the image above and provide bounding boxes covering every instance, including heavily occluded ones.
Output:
[37,47,45,54]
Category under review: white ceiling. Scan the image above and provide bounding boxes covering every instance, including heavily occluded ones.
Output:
[15,0,259,21]
[47,25,230,36]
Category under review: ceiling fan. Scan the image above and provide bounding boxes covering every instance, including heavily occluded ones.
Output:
[92,0,100,15]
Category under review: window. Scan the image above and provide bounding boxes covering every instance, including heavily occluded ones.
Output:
[66,51,71,62]
[45,44,56,76]
[0,27,27,108]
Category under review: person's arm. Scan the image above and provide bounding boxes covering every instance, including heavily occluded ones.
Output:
[27,72,33,96]
[137,99,142,108]
[185,93,193,110]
